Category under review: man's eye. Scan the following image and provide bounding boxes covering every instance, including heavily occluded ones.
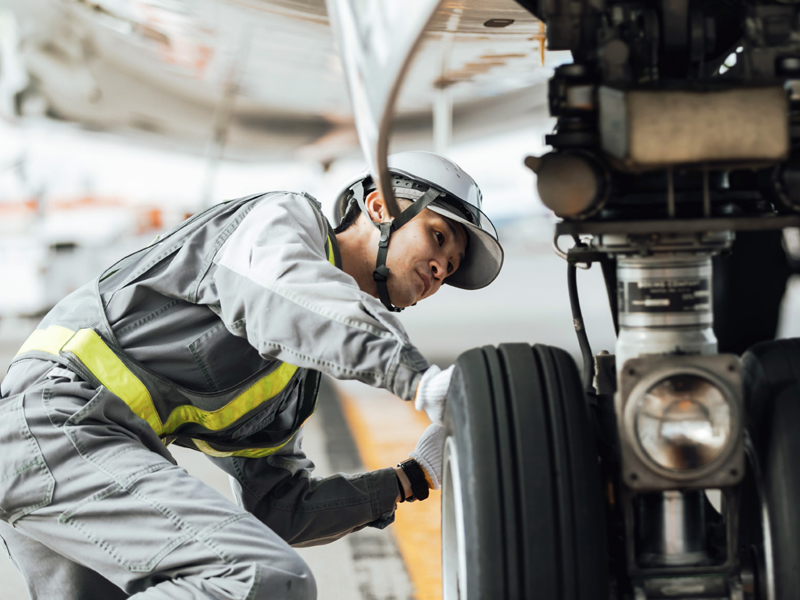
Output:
[447,262,454,274]
[435,231,444,246]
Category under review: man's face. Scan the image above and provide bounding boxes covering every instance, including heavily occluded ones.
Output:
[383,206,468,308]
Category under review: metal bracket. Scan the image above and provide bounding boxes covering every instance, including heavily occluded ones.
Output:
[556,214,800,237]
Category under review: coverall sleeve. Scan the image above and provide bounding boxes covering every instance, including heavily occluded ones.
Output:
[210,192,429,401]
[209,429,400,547]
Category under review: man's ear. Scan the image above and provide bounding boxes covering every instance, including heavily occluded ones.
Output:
[364,190,390,223]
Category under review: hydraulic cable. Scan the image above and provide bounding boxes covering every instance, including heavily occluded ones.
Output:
[599,255,619,336]
[567,242,595,394]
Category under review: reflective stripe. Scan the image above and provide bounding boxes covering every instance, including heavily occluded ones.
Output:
[17,326,163,434]
[16,327,297,441]
[162,362,298,435]
[192,437,294,458]
[15,325,74,356]
[191,405,317,458]
[64,330,164,434]
[326,236,335,264]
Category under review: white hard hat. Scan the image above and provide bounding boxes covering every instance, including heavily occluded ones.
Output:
[334,151,504,291]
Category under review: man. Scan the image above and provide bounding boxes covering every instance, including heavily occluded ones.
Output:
[0,151,503,599]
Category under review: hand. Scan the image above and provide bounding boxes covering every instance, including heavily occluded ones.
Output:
[409,424,445,491]
[414,365,454,427]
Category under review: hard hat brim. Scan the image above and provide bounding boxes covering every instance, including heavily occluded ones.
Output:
[426,203,504,290]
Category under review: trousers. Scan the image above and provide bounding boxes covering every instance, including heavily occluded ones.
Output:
[0,364,316,599]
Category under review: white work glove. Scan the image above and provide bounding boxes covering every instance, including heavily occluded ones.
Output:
[409,424,445,490]
[414,365,454,427]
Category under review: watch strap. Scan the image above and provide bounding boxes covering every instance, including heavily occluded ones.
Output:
[398,458,430,502]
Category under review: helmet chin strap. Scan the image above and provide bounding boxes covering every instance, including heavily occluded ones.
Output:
[370,187,442,312]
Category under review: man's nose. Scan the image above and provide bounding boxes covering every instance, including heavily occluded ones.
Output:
[430,258,446,281]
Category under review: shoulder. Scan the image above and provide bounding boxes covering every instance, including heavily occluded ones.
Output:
[248,190,322,213]
[245,191,328,237]
[214,191,331,272]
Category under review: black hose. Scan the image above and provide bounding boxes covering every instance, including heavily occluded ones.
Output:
[567,261,595,394]
[599,255,619,336]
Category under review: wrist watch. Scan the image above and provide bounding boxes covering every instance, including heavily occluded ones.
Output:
[397,458,430,502]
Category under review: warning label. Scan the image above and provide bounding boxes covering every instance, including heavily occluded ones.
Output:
[619,279,710,313]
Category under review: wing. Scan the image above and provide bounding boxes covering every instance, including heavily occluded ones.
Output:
[2,0,564,162]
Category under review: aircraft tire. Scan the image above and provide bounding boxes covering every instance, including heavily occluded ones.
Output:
[741,339,800,599]
[441,343,608,600]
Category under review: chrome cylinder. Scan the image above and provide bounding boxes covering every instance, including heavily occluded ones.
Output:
[615,254,717,371]
[616,253,718,571]
[637,490,708,567]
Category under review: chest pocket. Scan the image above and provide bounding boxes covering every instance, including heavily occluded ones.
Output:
[188,322,268,392]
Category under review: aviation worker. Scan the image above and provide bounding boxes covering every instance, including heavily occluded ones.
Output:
[0,151,503,599]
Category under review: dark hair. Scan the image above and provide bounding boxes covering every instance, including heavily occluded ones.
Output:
[333,201,362,234]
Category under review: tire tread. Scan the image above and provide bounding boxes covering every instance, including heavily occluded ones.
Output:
[445,344,608,600]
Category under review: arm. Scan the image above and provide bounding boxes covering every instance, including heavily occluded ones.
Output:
[209,429,402,547]
[209,422,440,547]
[209,192,428,401]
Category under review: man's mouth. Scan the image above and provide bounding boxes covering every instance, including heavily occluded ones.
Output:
[418,271,431,296]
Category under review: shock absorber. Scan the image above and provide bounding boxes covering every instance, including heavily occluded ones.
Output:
[615,252,717,567]
[615,253,717,370]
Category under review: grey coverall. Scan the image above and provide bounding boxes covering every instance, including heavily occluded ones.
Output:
[0,192,430,599]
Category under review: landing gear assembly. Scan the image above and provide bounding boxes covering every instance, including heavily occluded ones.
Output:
[442,225,800,600]
[440,0,800,598]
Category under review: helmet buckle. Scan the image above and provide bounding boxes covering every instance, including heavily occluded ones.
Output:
[373,265,391,282]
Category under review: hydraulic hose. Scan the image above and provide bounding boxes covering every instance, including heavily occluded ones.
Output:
[599,255,619,336]
[567,261,595,394]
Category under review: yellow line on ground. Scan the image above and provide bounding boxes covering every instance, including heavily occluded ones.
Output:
[337,386,442,600]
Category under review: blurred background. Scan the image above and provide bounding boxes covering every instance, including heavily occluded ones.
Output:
[0,0,619,373]
[2,1,800,598]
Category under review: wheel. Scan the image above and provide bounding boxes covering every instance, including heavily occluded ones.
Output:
[712,230,790,355]
[441,343,608,600]
[741,339,800,599]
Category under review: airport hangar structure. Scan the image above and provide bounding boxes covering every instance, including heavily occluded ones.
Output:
[2,0,565,164]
